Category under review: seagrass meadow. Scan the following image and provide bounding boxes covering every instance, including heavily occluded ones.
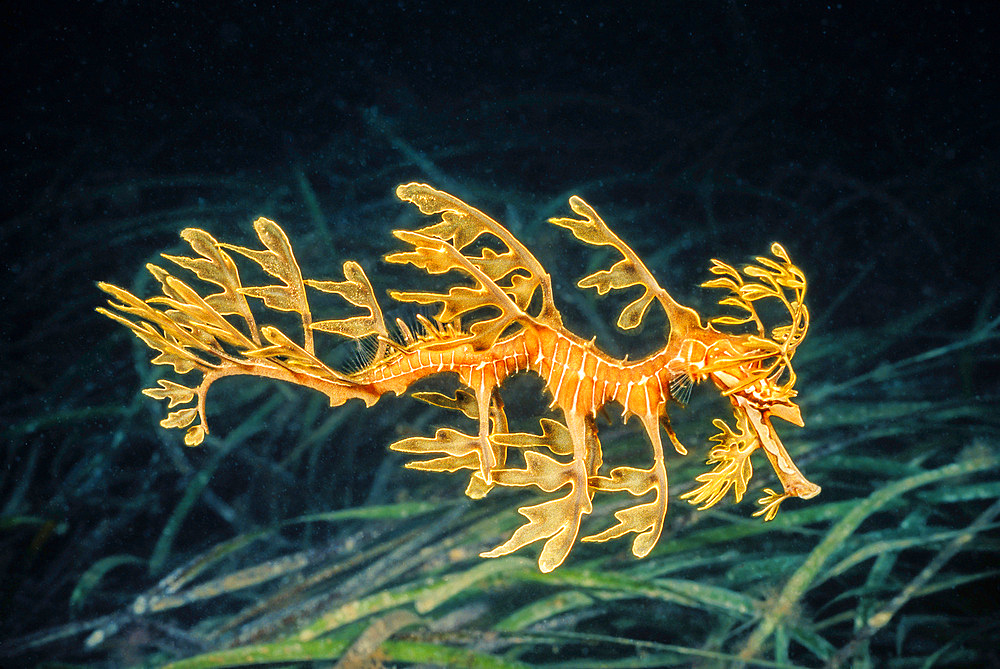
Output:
[3,4,999,668]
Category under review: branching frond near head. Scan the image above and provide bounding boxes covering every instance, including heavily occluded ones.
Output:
[700,242,810,397]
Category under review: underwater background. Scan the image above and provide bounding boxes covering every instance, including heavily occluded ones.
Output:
[3,2,998,667]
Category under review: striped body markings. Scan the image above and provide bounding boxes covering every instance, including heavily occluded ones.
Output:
[363,323,681,426]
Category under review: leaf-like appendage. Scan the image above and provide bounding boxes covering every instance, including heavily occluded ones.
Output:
[480,486,592,573]
[411,389,480,420]
[680,414,758,509]
[392,385,513,500]
[160,407,198,429]
[581,499,663,557]
[389,183,562,348]
[308,260,391,364]
[387,241,523,348]
[242,326,339,379]
[391,428,481,467]
[163,228,259,343]
[589,465,657,496]
[550,196,703,337]
[491,418,574,457]
[491,451,576,493]
[97,284,215,374]
[752,488,791,521]
[142,379,196,408]
[146,267,257,351]
[98,217,387,445]
[220,217,315,353]
[390,426,506,500]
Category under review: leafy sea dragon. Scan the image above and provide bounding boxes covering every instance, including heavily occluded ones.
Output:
[98,183,819,572]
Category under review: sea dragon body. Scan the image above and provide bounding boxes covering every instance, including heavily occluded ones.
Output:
[99,182,818,572]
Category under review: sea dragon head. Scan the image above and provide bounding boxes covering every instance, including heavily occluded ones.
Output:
[679,243,819,519]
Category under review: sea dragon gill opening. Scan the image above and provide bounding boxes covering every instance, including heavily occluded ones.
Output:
[98,182,818,573]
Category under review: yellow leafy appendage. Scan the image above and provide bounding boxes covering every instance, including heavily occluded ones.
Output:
[99,183,818,572]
